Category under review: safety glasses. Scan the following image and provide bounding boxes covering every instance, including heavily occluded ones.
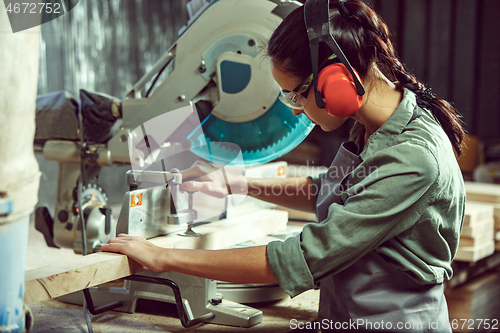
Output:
[278,54,339,110]
[279,74,313,110]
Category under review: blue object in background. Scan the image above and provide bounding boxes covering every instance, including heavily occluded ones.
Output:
[0,199,13,216]
[0,215,29,333]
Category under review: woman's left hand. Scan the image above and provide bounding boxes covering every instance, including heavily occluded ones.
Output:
[99,234,167,273]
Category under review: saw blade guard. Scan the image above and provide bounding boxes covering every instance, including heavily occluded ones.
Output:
[190,98,315,166]
[122,0,313,167]
[127,100,314,170]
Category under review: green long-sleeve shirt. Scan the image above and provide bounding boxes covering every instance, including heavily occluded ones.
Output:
[267,88,465,298]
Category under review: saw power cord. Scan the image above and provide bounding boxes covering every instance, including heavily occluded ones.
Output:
[145,60,170,98]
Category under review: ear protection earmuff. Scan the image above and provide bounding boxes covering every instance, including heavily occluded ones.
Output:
[318,63,363,117]
[304,0,365,118]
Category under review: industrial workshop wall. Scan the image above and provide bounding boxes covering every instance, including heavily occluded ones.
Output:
[35,0,189,213]
[37,0,189,98]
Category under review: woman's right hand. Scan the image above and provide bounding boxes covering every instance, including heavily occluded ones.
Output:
[180,160,247,198]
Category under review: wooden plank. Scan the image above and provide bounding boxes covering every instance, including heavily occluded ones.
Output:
[460,219,494,239]
[24,209,288,304]
[465,181,500,204]
[459,233,494,247]
[464,202,494,226]
[454,240,495,263]
[466,201,500,225]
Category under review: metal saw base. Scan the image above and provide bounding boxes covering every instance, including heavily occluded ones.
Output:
[57,222,303,327]
[58,270,266,328]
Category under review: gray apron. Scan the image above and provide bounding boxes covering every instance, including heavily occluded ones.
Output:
[315,109,451,333]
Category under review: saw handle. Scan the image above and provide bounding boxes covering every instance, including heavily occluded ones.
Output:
[82,288,123,315]
[124,275,215,327]
[81,275,214,328]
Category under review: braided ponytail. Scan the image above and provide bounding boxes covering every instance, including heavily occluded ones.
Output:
[378,52,465,155]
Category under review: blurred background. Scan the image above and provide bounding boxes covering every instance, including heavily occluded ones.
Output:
[36,0,500,212]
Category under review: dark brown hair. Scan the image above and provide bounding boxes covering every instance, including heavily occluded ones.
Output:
[267,0,465,154]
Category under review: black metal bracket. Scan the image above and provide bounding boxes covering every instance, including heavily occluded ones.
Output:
[82,275,215,328]
[124,275,215,328]
[34,206,60,249]
[82,288,123,315]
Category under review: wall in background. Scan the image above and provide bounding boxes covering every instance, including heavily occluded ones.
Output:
[365,0,500,144]
[38,0,189,98]
[36,0,189,211]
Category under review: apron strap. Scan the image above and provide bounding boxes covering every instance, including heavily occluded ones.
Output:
[406,105,424,126]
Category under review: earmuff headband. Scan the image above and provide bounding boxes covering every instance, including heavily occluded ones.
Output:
[323,37,365,96]
[304,0,365,110]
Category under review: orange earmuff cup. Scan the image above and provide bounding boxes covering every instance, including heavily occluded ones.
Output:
[317,63,364,117]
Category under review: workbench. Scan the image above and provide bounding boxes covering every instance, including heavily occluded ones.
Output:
[25,211,320,332]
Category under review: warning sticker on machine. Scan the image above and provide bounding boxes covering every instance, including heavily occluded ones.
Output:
[131,193,143,207]
[277,165,286,177]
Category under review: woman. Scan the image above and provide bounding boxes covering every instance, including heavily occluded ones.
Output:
[101,1,465,331]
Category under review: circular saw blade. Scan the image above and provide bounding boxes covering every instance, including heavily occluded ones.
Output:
[190,97,314,165]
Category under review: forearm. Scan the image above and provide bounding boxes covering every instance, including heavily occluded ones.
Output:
[159,245,277,284]
[100,235,277,283]
[245,177,317,213]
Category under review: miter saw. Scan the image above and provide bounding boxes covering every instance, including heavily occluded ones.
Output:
[34,0,313,327]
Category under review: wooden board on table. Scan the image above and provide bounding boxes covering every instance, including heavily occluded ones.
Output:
[465,182,500,204]
[24,209,288,304]
[496,226,500,251]
[454,240,495,263]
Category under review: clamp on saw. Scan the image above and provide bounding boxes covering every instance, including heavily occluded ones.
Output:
[34,0,312,328]
[115,169,200,238]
